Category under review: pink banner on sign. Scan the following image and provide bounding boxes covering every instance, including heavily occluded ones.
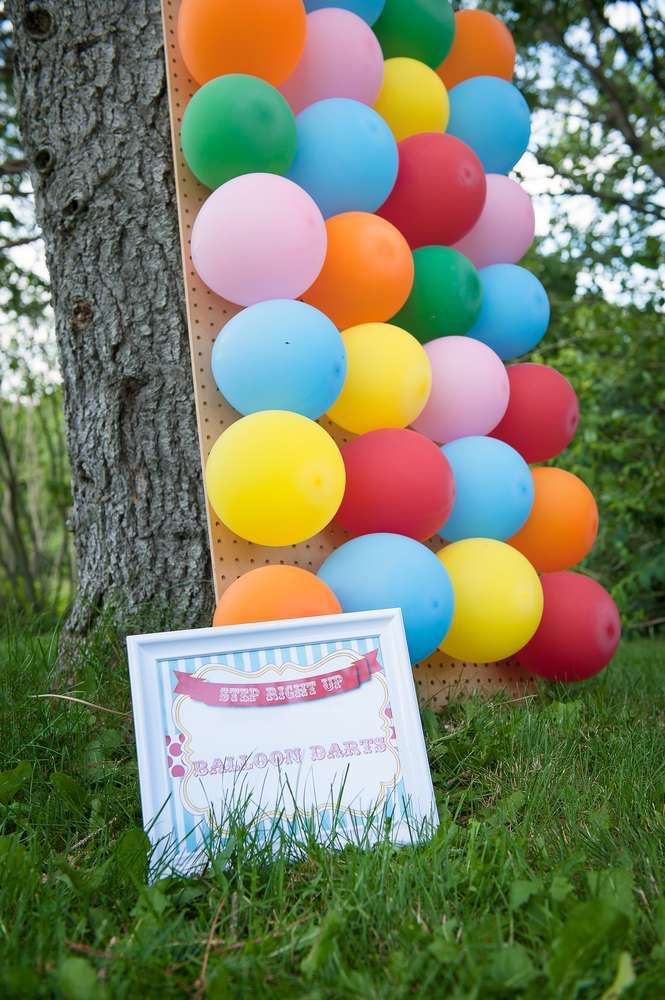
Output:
[174,650,381,709]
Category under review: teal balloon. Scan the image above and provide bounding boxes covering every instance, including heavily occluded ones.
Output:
[304,0,385,25]
[466,264,550,360]
[447,77,531,175]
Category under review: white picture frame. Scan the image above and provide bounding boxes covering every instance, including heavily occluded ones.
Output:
[127,609,438,878]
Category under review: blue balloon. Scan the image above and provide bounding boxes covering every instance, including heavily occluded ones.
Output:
[318,533,454,663]
[211,300,347,419]
[304,0,386,24]
[447,77,531,174]
[440,436,534,542]
[465,264,550,360]
[288,99,398,218]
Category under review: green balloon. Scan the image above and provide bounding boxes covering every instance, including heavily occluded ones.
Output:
[373,0,455,69]
[181,74,297,190]
[391,247,483,343]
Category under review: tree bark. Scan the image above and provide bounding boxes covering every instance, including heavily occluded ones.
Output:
[7,0,214,632]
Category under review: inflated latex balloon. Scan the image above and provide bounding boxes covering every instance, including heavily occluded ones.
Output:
[211,300,346,419]
[177,0,306,86]
[437,539,543,663]
[191,174,327,306]
[288,98,398,218]
[391,246,482,342]
[447,77,531,175]
[517,572,621,682]
[508,467,599,573]
[466,265,550,360]
[335,429,455,540]
[302,212,414,329]
[213,565,341,626]
[440,436,533,541]
[281,9,384,115]
[327,322,431,434]
[181,75,297,191]
[304,0,385,25]
[377,133,486,248]
[374,58,449,141]
[205,411,345,546]
[319,533,454,662]
[374,0,455,69]
[437,10,516,90]
[411,336,509,444]
[490,364,579,463]
[453,175,535,269]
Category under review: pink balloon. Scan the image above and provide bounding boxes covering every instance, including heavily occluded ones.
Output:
[280,9,384,115]
[453,174,535,269]
[191,174,327,306]
[411,336,510,444]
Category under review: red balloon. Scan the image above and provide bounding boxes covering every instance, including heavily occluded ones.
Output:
[377,133,486,248]
[335,428,455,541]
[518,572,621,682]
[491,364,579,463]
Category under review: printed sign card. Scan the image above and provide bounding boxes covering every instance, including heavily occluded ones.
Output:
[127,609,437,877]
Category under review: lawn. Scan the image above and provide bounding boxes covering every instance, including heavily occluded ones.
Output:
[1,616,664,998]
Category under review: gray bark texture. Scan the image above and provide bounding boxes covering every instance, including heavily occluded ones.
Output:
[8,0,214,631]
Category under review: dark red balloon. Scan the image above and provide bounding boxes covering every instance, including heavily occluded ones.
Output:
[518,572,621,682]
[335,428,455,541]
[490,363,579,463]
[377,132,486,248]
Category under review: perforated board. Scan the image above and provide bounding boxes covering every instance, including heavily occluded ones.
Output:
[161,0,537,707]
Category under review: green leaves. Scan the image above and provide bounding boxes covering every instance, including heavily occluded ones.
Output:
[549,900,631,993]
[0,760,31,804]
[56,957,100,1000]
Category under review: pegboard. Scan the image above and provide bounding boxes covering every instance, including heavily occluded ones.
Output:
[160,0,537,707]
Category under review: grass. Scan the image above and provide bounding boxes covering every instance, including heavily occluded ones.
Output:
[1,615,664,998]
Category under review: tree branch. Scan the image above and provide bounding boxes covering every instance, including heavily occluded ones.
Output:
[0,157,28,175]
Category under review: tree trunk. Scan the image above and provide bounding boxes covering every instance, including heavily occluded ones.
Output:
[7,0,214,632]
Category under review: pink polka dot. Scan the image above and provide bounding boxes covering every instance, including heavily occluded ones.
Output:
[171,744,182,757]
[172,765,185,778]
[167,755,173,767]
[179,733,185,742]
[165,735,171,745]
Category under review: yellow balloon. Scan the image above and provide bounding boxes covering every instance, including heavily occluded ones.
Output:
[205,411,345,546]
[437,539,543,663]
[374,57,449,142]
[327,322,431,435]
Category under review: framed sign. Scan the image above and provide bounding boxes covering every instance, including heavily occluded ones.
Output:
[128,609,438,877]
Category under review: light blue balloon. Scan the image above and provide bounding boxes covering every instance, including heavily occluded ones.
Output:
[304,0,386,24]
[447,77,531,174]
[288,98,398,218]
[440,436,534,542]
[465,264,550,359]
[211,300,347,419]
[318,533,454,663]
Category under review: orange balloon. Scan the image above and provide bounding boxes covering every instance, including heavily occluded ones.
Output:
[437,11,515,91]
[177,0,306,87]
[302,212,414,330]
[509,467,599,573]
[212,565,341,627]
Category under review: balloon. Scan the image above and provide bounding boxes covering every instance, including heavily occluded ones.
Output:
[319,533,454,662]
[437,539,543,663]
[213,565,341,626]
[490,364,579,463]
[411,336,509,444]
[374,58,449,142]
[466,265,550,360]
[437,11,516,90]
[335,429,455,541]
[374,0,455,69]
[440,436,533,541]
[377,133,486,248]
[508,468,599,573]
[191,174,327,306]
[280,9,384,115]
[301,212,414,329]
[205,412,345,546]
[453,175,535,269]
[177,0,306,87]
[447,77,531,175]
[287,98,398,218]
[517,572,621,682]
[304,0,386,26]
[211,300,346,419]
[327,323,431,434]
[181,75,297,191]
[390,246,482,342]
